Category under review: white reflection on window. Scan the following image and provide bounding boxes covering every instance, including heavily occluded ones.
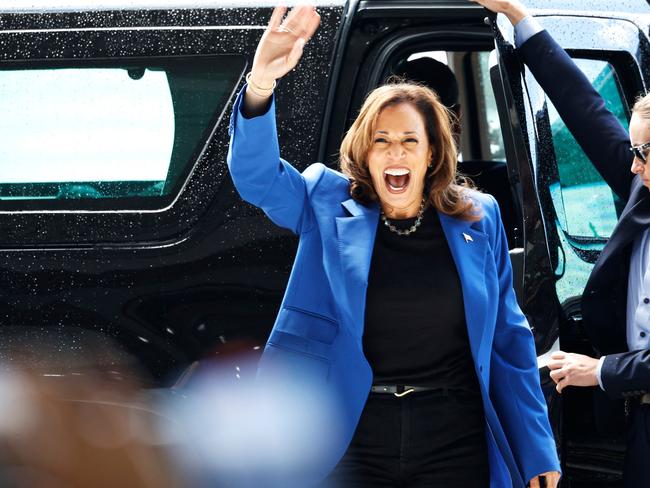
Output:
[547,59,624,239]
[0,69,174,183]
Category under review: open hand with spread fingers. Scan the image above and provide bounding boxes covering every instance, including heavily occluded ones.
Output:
[246,5,320,105]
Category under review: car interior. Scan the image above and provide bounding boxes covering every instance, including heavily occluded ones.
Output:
[381,47,519,250]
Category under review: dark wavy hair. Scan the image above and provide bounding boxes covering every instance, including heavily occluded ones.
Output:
[339,82,480,221]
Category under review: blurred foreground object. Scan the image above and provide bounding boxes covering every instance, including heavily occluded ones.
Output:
[165,357,344,488]
[0,370,183,488]
[0,358,345,488]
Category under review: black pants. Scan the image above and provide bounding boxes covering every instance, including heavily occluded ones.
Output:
[324,388,489,487]
[624,404,650,488]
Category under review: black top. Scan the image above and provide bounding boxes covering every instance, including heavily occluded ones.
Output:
[363,205,480,390]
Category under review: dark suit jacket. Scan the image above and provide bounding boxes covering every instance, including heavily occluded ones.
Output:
[519,31,650,405]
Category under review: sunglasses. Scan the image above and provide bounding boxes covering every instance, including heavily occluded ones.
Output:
[630,141,650,164]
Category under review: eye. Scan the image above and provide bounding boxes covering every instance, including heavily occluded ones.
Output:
[403,138,418,144]
[374,137,388,144]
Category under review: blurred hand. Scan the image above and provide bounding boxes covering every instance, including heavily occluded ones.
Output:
[548,350,599,393]
[250,5,320,88]
[529,471,561,488]
[469,0,529,25]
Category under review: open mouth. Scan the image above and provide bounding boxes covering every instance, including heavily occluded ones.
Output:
[384,167,410,194]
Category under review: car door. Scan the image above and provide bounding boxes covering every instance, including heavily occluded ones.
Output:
[490,1,650,486]
[0,1,346,385]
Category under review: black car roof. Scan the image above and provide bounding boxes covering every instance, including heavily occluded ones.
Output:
[0,0,346,13]
[361,0,649,14]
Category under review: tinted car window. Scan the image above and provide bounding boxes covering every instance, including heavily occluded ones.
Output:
[547,59,627,241]
[546,57,630,305]
[0,56,244,208]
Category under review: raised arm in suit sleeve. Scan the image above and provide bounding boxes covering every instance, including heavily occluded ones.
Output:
[517,29,633,201]
[600,350,650,399]
[227,86,315,235]
[487,195,560,482]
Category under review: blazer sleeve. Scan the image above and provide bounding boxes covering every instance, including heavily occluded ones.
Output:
[518,30,633,201]
[601,349,650,399]
[486,195,560,480]
[227,86,316,235]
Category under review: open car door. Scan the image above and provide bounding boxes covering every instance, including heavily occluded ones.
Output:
[489,2,650,486]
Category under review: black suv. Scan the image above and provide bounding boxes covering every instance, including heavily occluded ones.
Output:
[0,1,647,486]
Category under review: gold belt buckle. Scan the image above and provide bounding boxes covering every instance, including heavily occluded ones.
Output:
[394,387,415,398]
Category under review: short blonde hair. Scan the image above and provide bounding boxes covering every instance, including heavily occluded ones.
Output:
[339,82,479,221]
[633,92,650,119]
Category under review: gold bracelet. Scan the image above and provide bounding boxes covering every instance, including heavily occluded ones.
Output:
[245,72,276,98]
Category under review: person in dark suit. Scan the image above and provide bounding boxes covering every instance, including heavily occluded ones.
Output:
[228,4,560,487]
[473,1,650,486]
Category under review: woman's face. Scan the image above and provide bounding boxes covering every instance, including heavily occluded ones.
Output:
[367,102,432,219]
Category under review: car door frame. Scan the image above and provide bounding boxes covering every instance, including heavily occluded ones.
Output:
[490,8,650,486]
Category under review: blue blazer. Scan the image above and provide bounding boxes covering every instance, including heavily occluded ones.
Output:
[227,88,559,487]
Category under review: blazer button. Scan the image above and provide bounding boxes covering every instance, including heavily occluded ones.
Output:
[644,297,649,304]
[641,332,647,338]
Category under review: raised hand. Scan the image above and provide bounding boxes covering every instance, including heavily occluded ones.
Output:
[248,5,320,96]
[469,0,529,25]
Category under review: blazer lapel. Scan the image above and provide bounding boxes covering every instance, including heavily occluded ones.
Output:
[335,199,380,340]
[438,211,490,365]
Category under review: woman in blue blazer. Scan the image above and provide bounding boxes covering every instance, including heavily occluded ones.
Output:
[227,5,559,487]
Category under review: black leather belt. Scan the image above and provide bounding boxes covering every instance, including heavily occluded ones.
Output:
[370,385,439,397]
